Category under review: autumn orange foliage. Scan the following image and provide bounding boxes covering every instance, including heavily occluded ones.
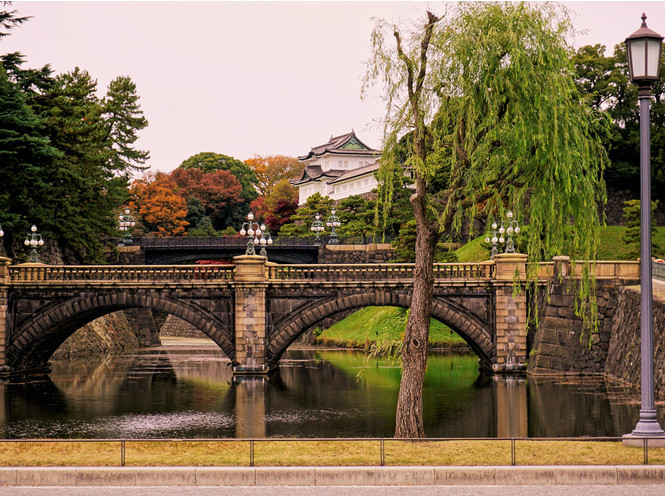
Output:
[130,172,189,236]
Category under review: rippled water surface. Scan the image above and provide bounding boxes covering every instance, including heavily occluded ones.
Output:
[0,338,656,439]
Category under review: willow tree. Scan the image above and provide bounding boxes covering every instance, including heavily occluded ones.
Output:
[363,2,608,438]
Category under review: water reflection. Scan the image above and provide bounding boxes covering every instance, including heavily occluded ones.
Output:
[0,345,656,439]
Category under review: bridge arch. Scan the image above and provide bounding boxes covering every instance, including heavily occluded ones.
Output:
[8,291,234,372]
[267,290,494,369]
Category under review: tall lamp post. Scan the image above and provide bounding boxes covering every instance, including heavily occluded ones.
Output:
[625,13,665,442]
[326,209,341,245]
[24,225,44,263]
[310,213,325,246]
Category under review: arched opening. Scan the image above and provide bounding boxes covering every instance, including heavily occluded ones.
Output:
[8,292,234,373]
[267,291,494,369]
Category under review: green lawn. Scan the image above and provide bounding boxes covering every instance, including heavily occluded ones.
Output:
[314,306,466,350]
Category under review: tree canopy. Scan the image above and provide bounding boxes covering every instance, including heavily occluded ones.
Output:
[572,43,665,197]
[364,2,609,438]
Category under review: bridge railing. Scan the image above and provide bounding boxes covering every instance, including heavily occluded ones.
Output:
[655,260,665,281]
[266,262,495,281]
[8,265,236,283]
[531,260,640,280]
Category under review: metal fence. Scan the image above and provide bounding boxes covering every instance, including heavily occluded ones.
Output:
[0,436,662,467]
[654,260,665,281]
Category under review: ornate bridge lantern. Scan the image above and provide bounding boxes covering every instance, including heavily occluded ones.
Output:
[118,208,136,247]
[240,212,270,257]
[310,213,325,246]
[24,225,44,263]
[326,209,341,245]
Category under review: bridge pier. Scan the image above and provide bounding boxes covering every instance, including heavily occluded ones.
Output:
[492,253,529,373]
[233,255,272,375]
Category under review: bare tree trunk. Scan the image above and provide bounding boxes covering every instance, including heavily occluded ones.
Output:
[395,173,439,438]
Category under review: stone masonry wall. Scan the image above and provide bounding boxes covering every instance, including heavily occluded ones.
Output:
[528,280,621,375]
[160,314,207,338]
[52,311,140,359]
[318,244,397,264]
[605,284,665,398]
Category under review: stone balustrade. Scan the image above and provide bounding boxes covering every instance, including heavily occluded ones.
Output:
[266,262,495,281]
[531,260,640,281]
[8,264,236,284]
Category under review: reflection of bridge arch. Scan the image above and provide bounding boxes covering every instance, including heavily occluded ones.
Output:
[267,291,494,369]
[8,292,234,372]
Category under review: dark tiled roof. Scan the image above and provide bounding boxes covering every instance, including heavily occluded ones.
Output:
[327,161,380,184]
[298,131,381,161]
[290,165,345,186]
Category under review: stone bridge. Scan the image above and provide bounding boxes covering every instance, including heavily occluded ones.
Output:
[0,255,640,379]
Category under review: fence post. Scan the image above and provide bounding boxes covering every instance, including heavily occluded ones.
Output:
[380,439,385,466]
[250,439,255,467]
[121,440,125,467]
[511,438,516,466]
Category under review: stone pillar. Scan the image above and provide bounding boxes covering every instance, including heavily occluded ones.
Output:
[492,253,528,373]
[0,257,11,370]
[233,255,270,375]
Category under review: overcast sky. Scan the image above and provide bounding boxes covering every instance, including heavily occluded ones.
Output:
[3,1,665,173]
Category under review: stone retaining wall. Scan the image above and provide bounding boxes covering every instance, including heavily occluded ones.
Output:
[605,284,665,398]
[528,279,665,398]
[528,280,621,375]
[52,311,140,359]
[318,244,397,264]
[160,314,206,338]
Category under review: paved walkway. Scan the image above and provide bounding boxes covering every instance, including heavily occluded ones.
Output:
[0,485,664,496]
[1,465,664,487]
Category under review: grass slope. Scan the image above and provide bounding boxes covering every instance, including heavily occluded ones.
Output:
[315,306,467,349]
[456,226,665,263]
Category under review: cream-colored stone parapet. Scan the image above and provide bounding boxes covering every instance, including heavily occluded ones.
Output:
[493,253,528,282]
[233,255,268,282]
[0,257,11,284]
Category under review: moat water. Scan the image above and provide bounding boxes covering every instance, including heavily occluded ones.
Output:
[0,338,659,439]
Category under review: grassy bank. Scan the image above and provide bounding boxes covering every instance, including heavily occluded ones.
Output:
[455,226,665,263]
[0,439,662,466]
[314,307,467,350]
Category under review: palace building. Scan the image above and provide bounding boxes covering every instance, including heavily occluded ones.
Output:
[291,131,382,205]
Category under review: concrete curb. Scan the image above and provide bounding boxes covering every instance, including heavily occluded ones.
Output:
[0,466,664,486]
